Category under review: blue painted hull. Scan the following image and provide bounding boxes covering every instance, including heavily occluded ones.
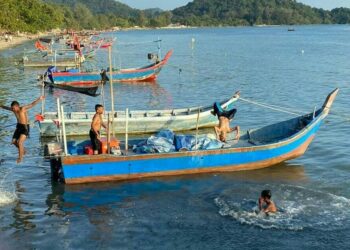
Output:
[50,50,173,84]
[61,115,321,183]
[51,88,338,184]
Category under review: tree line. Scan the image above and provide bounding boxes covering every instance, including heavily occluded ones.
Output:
[1,0,350,33]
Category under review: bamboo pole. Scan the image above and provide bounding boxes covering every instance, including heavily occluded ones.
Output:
[108,46,115,139]
[195,108,200,150]
[56,98,62,142]
[41,80,45,115]
[125,108,129,153]
[60,105,68,155]
[107,113,111,154]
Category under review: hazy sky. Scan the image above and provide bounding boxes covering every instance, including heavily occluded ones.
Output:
[118,0,350,10]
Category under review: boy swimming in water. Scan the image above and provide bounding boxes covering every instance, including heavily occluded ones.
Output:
[258,190,277,214]
[1,96,45,163]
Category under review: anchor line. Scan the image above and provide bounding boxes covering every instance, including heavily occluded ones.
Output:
[238,97,305,116]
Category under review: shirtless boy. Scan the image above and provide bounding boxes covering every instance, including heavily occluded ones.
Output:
[90,104,107,154]
[258,190,277,214]
[1,96,45,163]
[213,92,240,142]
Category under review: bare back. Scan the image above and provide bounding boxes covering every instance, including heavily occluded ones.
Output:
[218,116,231,133]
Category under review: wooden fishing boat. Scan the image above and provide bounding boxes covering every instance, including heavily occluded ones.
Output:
[44,80,101,97]
[38,92,239,137]
[45,50,173,85]
[47,89,339,184]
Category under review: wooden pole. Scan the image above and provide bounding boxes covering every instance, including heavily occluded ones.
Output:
[60,105,68,155]
[108,46,115,138]
[125,108,129,153]
[56,98,62,142]
[107,113,111,154]
[41,80,45,115]
[195,107,200,150]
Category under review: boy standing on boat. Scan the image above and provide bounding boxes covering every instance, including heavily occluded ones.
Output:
[1,96,45,163]
[213,92,240,142]
[90,104,107,154]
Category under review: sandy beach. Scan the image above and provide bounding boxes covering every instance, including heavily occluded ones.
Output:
[0,32,49,52]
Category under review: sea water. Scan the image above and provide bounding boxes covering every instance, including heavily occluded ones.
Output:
[0,25,350,249]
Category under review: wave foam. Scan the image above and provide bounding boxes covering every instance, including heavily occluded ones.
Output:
[215,185,350,231]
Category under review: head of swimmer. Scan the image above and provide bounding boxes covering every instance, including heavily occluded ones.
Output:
[95,104,104,114]
[261,189,272,203]
[11,101,20,112]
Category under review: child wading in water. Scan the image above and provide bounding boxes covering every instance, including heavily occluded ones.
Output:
[258,190,277,214]
[1,96,44,163]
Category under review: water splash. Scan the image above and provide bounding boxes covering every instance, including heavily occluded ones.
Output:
[215,185,350,231]
[0,165,18,206]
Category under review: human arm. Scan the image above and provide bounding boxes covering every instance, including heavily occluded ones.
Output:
[91,116,101,139]
[263,202,277,213]
[258,197,264,211]
[23,96,45,110]
[0,105,12,111]
[214,126,220,140]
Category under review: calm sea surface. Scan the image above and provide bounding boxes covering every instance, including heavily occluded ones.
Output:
[0,25,350,249]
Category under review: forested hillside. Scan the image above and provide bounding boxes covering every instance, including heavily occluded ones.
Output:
[1,0,350,33]
[172,0,350,26]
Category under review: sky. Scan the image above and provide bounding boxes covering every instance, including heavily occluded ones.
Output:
[118,0,350,11]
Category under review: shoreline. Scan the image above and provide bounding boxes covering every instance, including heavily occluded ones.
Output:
[0,33,49,52]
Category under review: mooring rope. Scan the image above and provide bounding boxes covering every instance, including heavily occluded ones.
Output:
[117,40,161,46]
[238,97,305,116]
[239,97,349,123]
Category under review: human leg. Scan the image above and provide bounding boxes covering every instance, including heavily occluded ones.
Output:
[16,134,27,163]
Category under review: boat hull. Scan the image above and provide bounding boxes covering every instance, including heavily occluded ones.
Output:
[59,117,322,184]
[39,93,238,137]
[50,50,173,84]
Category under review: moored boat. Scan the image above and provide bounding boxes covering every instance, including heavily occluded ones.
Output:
[38,92,239,137]
[44,50,173,85]
[47,89,339,184]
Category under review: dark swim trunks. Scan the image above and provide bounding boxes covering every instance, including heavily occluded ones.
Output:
[89,129,101,152]
[13,123,29,140]
[213,102,237,120]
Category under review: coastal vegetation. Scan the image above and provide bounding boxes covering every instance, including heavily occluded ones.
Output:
[1,0,350,33]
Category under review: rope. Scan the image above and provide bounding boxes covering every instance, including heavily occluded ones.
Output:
[239,97,305,116]
[117,40,161,46]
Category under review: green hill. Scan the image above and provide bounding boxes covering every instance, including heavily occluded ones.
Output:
[1,0,350,33]
[172,0,335,26]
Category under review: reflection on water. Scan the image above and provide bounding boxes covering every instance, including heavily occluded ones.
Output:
[11,182,35,231]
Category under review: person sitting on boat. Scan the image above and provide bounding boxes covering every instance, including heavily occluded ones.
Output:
[213,98,240,143]
[258,190,277,214]
[90,104,107,155]
[1,96,45,163]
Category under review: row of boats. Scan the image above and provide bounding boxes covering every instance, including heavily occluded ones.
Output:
[23,32,338,185]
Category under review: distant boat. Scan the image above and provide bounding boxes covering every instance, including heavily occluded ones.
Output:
[38,91,239,137]
[47,89,339,184]
[44,80,101,97]
[288,28,295,32]
[43,50,173,85]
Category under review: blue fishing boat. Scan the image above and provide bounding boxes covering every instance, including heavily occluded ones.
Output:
[44,50,173,86]
[47,89,338,184]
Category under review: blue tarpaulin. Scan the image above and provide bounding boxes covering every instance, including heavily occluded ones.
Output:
[133,130,223,154]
